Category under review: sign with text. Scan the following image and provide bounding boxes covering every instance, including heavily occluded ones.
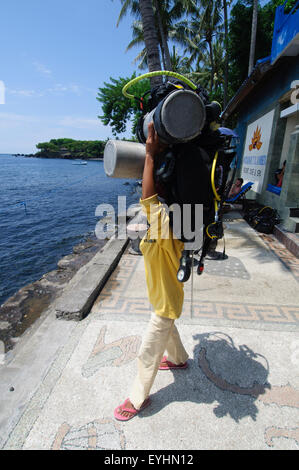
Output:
[241,109,275,193]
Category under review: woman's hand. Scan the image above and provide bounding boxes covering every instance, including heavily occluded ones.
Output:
[145,122,160,161]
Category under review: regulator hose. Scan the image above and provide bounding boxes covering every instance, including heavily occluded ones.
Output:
[122,71,197,100]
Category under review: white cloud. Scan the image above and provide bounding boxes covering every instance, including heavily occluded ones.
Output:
[0,112,40,125]
[7,89,42,97]
[33,61,52,76]
[59,116,101,129]
[46,83,81,95]
[0,112,104,131]
[6,83,91,99]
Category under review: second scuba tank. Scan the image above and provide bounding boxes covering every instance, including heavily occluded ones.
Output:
[104,140,146,179]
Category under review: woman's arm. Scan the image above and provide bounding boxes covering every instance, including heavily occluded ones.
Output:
[142,122,160,200]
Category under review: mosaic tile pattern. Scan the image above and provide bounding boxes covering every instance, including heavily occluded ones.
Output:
[94,253,299,326]
[52,419,126,450]
[82,325,141,378]
[259,233,299,282]
[265,426,299,448]
[48,329,299,450]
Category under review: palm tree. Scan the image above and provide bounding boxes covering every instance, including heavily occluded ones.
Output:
[248,0,259,75]
[173,0,223,92]
[156,0,198,70]
[116,0,169,70]
[116,1,197,71]
[153,0,172,70]
[116,0,140,27]
[139,0,162,85]
[170,46,193,74]
[186,39,225,98]
[172,19,207,69]
[125,20,147,70]
[198,0,223,92]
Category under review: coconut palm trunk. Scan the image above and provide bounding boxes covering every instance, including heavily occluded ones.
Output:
[154,0,172,71]
[248,0,258,75]
[208,36,215,92]
[223,0,229,108]
[139,0,163,86]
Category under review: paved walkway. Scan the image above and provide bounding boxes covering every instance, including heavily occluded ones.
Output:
[1,211,299,450]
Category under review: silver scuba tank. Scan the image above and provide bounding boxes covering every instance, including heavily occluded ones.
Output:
[104,140,146,179]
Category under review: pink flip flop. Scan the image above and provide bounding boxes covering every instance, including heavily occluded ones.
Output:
[159,356,188,370]
[114,397,151,421]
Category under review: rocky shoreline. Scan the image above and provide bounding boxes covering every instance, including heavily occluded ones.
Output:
[0,236,107,353]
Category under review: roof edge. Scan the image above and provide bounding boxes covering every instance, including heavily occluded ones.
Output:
[222,59,272,121]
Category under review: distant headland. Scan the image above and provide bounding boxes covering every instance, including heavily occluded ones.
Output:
[13,138,107,160]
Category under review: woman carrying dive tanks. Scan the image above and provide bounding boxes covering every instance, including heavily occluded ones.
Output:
[114,122,189,421]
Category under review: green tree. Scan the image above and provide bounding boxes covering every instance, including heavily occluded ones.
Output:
[35,139,106,159]
[97,73,151,135]
[227,0,277,99]
[272,0,298,12]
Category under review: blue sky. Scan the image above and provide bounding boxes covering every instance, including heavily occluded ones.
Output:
[0,0,272,154]
[0,0,140,153]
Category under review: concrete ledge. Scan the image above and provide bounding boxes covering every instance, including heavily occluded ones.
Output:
[283,216,299,233]
[55,236,129,321]
[273,225,299,258]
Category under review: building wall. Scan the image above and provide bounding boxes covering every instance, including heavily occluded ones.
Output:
[233,58,299,223]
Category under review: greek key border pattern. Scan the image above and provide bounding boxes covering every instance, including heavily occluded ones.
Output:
[259,233,299,282]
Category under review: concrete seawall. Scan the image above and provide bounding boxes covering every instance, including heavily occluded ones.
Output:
[55,236,129,321]
[0,204,142,353]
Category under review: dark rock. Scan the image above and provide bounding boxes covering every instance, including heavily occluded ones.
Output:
[0,238,107,353]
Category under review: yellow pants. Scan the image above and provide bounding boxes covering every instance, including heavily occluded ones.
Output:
[130,313,189,409]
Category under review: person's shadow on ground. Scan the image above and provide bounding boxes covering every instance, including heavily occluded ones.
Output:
[143,331,271,423]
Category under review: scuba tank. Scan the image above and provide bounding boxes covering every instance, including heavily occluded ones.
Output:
[104,140,146,179]
[139,89,206,144]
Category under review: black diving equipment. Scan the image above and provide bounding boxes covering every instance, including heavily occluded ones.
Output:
[103,71,239,284]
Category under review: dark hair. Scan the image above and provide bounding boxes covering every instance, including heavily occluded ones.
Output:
[237,178,243,184]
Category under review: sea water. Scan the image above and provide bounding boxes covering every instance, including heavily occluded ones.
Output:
[0,154,140,305]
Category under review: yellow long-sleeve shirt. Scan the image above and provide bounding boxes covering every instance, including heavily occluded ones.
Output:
[139,194,184,320]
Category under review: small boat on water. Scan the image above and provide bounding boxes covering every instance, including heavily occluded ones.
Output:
[72,161,87,165]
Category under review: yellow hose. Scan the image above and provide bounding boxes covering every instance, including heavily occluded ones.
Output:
[258,206,272,214]
[122,71,197,99]
[211,152,221,202]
